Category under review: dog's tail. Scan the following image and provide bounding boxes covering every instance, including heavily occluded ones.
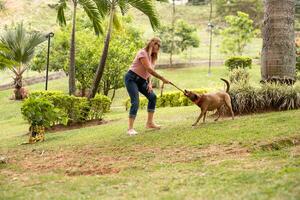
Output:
[220,78,230,93]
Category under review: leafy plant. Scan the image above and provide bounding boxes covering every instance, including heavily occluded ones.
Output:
[0,23,46,99]
[21,97,67,127]
[220,11,257,56]
[158,19,200,65]
[225,56,252,71]
[229,68,250,84]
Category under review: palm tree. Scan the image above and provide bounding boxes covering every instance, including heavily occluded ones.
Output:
[261,0,296,84]
[0,23,46,100]
[89,0,160,98]
[56,0,103,95]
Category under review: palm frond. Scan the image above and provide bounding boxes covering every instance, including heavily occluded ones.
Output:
[79,0,104,35]
[127,0,160,31]
[56,0,67,26]
[118,0,130,15]
[0,23,46,66]
[93,0,111,18]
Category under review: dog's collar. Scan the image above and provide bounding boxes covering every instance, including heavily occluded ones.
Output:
[193,96,203,105]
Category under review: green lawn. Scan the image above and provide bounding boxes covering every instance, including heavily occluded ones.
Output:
[0,65,299,199]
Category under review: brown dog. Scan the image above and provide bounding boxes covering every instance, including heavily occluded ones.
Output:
[184,78,234,126]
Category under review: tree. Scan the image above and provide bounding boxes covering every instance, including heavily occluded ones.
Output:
[158,19,200,65]
[220,11,257,56]
[89,0,160,99]
[0,23,45,100]
[261,0,296,84]
[31,16,143,99]
[56,0,102,95]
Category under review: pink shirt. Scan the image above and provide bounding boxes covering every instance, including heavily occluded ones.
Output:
[129,49,153,80]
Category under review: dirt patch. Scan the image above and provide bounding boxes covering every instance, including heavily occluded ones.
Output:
[254,135,300,151]
[4,144,251,177]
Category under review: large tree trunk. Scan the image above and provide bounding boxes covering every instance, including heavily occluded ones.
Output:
[69,1,77,95]
[261,0,296,84]
[89,4,115,99]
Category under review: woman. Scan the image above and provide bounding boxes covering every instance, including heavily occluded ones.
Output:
[124,37,170,135]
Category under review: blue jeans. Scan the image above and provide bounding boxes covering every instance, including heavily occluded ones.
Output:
[125,70,157,119]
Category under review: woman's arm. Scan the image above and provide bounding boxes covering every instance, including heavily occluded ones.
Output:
[140,57,169,84]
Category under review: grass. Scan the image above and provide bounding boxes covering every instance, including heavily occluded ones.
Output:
[0,66,299,199]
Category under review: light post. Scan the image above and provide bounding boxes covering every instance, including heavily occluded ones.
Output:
[208,22,214,76]
[207,0,214,76]
[45,32,54,90]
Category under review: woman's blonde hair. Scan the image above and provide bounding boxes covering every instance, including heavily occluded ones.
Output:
[144,37,161,65]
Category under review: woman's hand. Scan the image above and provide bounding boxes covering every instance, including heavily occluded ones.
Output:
[161,77,170,84]
[147,82,153,93]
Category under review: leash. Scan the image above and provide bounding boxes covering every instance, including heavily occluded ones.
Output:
[160,82,185,96]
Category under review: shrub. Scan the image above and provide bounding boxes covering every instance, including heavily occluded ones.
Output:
[124,89,207,110]
[229,68,250,84]
[21,97,68,143]
[21,97,67,127]
[24,91,112,125]
[225,56,252,71]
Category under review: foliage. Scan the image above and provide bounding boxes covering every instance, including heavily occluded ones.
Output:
[229,68,250,84]
[227,82,300,115]
[215,0,263,28]
[32,16,143,98]
[0,43,15,70]
[0,23,46,99]
[124,89,207,110]
[220,12,257,56]
[26,91,112,125]
[21,97,67,127]
[158,19,200,55]
[225,56,252,71]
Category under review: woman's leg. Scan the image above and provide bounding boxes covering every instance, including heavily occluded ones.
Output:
[138,82,160,128]
[125,74,139,132]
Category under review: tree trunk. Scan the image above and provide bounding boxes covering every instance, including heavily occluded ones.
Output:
[89,4,115,99]
[261,0,296,84]
[14,73,23,100]
[69,1,77,95]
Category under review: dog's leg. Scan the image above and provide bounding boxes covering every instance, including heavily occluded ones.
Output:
[214,109,221,121]
[192,111,204,126]
[225,98,234,120]
[203,111,207,123]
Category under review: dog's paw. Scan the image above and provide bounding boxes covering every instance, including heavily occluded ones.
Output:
[192,123,197,127]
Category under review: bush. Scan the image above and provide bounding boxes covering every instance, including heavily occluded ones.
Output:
[21,97,67,127]
[124,89,207,110]
[229,68,250,84]
[225,56,252,71]
[226,82,300,115]
[24,91,112,125]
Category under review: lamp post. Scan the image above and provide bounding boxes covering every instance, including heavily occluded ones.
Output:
[208,22,214,76]
[45,32,54,90]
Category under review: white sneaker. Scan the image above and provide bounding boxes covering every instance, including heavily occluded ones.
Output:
[127,129,138,136]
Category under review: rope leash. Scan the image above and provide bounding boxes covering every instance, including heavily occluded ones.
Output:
[160,82,185,96]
